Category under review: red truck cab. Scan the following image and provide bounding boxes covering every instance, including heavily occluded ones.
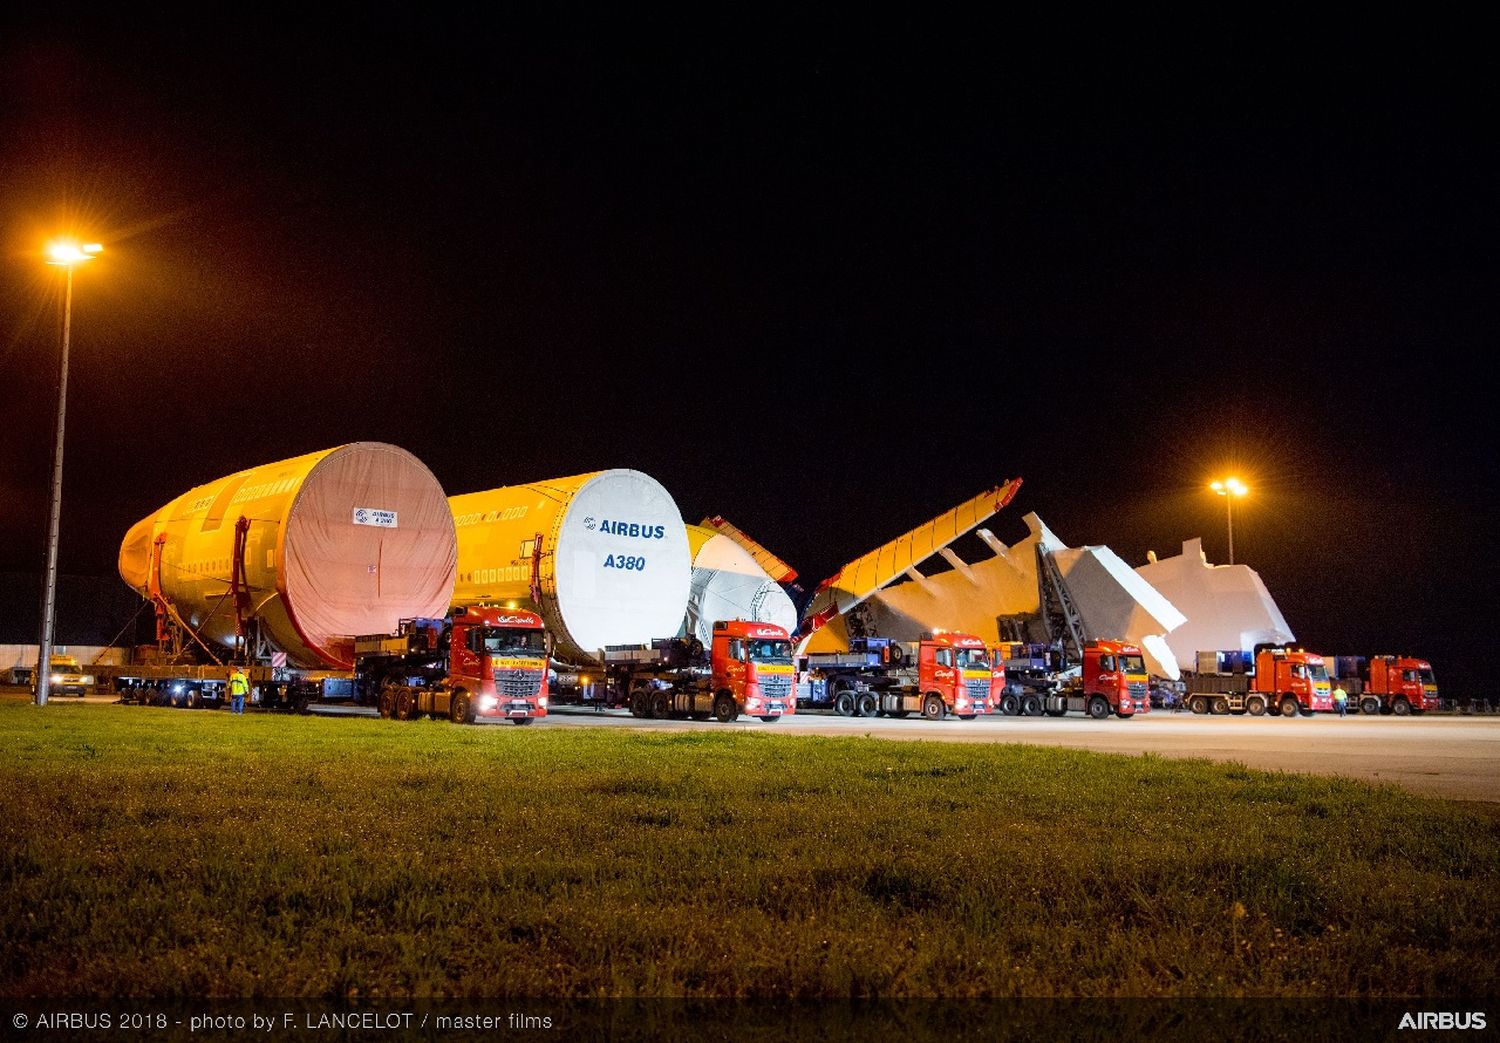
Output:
[1256,647,1332,716]
[1084,641,1150,717]
[1368,655,1439,714]
[1047,640,1148,719]
[918,632,998,718]
[712,621,796,721]
[449,607,550,721]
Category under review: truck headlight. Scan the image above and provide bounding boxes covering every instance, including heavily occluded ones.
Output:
[480,696,497,710]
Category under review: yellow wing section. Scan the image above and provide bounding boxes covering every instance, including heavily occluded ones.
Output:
[798,478,1022,643]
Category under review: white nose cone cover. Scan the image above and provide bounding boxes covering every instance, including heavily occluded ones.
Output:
[688,533,799,645]
[553,471,692,655]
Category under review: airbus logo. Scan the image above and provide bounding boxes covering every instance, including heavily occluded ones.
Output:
[594,520,666,539]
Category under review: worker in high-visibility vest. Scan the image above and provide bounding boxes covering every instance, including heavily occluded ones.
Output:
[1333,684,1348,718]
[229,668,249,715]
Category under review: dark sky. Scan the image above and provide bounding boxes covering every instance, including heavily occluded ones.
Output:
[1,13,1494,692]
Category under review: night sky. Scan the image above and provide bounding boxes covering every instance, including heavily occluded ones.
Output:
[1,13,1493,693]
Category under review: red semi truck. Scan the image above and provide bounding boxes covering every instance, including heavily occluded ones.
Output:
[796,631,1000,721]
[368,607,549,724]
[1043,640,1151,719]
[1329,655,1439,715]
[1184,646,1333,717]
[608,620,797,724]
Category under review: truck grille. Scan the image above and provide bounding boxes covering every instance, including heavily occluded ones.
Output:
[966,678,990,701]
[759,675,793,700]
[1128,681,1148,698]
[495,668,542,697]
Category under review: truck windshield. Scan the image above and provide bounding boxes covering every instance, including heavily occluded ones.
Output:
[1120,654,1147,674]
[1308,663,1329,682]
[1419,667,1436,683]
[483,628,545,656]
[747,639,791,662]
[955,648,991,670]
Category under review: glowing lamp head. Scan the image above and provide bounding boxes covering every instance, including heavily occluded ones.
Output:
[1211,477,1247,497]
[46,241,103,267]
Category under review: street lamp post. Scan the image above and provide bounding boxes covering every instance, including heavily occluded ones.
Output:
[1210,476,1248,566]
[34,240,101,707]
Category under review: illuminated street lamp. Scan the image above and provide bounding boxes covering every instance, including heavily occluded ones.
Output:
[1210,476,1248,566]
[34,239,102,707]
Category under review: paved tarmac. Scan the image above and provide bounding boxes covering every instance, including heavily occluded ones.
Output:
[537,706,1500,804]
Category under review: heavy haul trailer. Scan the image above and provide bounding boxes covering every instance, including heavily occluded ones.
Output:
[796,631,998,721]
[366,607,548,724]
[1328,655,1439,715]
[601,621,796,724]
[108,607,550,724]
[1183,646,1333,717]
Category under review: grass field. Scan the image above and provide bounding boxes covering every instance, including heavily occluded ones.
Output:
[2,699,1497,999]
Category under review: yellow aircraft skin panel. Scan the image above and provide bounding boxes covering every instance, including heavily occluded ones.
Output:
[118,447,338,666]
[701,515,798,583]
[799,478,1023,643]
[450,471,601,608]
[117,443,457,670]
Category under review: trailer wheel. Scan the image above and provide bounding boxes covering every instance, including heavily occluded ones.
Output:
[378,685,396,718]
[888,646,907,668]
[1189,696,1208,715]
[921,694,945,721]
[1279,695,1299,718]
[1392,697,1411,716]
[834,689,857,716]
[856,692,879,718]
[186,689,201,709]
[1021,694,1042,717]
[1210,697,1230,715]
[1087,695,1110,720]
[713,693,739,723]
[1360,697,1380,715]
[1246,695,1266,716]
[650,692,671,719]
[395,689,416,721]
[449,691,474,725]
[1000,693,1019,716]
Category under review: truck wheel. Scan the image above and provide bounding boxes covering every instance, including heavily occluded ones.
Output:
[512,716,534,726]
[1021,695,1042,717]
[834,689,856,716]
[713,693,739,723]
[650,692,671,719]
[856,692,879,718]
[1210,697,1229,715]
[1392,697,1411,716]
[888,647,906,668]
[378,686,396,719]
[449,692,474,725]
[1189,696,1208,715]
[1087,695,1110,720]
[758,716,780,724]
[395,689,416,721]
[957,714,977,721]
[1246,695,1266,716]
[1360,697,1379,715]
[1000,693,1019,716]
[921,694,945,721]
[186,690,201,709]
[1279,696,1299,718]
[630,688,649,718]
